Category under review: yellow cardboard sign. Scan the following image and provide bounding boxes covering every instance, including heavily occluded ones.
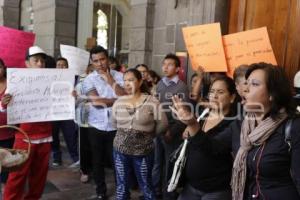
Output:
[182,23,228,72]
[223,27,277,76]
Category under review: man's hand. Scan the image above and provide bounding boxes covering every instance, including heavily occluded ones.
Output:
[72,90,78,99]
[1,94,12,107]
[98,69,126,96]
[98,69,115,86]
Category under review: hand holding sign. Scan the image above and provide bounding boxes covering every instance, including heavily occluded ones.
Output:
[7,68,75,124]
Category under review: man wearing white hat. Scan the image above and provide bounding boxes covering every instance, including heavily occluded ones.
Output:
[3,46,53,200]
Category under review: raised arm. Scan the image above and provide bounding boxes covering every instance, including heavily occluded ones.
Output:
[100,70,126,96]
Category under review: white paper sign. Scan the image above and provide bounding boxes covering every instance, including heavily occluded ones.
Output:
[7,68,75,124]
[60,44,90,75]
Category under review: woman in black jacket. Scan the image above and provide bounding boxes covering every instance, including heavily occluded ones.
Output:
[177,76,238,200]
[172,63,300,200]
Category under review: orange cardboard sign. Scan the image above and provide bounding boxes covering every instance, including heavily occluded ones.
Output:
[182,23,227,72]
[223,27,277,76]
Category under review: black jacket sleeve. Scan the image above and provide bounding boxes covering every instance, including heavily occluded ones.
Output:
[291,118,300,195]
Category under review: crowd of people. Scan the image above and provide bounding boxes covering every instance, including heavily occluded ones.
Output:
[0,44,299,200]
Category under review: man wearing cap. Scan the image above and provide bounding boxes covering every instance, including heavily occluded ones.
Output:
[3,46,53,200]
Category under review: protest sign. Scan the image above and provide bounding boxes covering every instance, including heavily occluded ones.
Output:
[7,68,75,124]
[223,27,277,76]
[182,23,227,72]
[0,26,35,67]
[60,44,90,75]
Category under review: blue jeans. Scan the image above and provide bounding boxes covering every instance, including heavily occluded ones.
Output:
[114,150,155,200]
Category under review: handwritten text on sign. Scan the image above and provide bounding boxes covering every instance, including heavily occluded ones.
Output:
[0,26,35,68]
[7,69,75,124]
[223,27,277,76]
[182,23,227,72]
[60,44,90,75]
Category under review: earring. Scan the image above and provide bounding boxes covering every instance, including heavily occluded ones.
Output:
[269,96,273,101]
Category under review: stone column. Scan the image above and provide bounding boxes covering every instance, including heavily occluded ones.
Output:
[128,0,154,68]
[54,0,78,57]
[2,0,20,28]
[32,0,56,55]
[32,0,77,57]
[0,0,4,25]
[77,0,93,50]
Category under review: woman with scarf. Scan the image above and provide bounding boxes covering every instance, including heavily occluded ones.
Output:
[171,62,300,200]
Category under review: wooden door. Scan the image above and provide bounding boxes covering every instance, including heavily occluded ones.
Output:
[228,0,300,80]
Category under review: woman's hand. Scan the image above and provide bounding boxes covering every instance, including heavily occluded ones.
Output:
[171,95,196,125]
[196,66,205,79]
[182,128,190,139]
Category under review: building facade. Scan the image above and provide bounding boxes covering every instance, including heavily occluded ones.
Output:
[1,0,299,79]
[0,0,229,76]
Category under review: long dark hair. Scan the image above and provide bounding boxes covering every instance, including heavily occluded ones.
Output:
[148,70,161,84]
[124,68,150,94]
[0,58,7,78]
[209,76,238,115]
[245,62,296,118]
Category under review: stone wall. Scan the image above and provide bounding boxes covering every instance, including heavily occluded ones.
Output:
[128,0,229,78]
[152,0,229,76]
[0,0,4,25]
[1,0,77,57]
[33,0,77,57]
[32,0,56,56]
[128,0,155,68]
[2,0,20,28]
[1,0,229,69]
[54,0,78,57]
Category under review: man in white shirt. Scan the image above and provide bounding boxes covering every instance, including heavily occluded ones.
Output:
[82,46,125,200]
